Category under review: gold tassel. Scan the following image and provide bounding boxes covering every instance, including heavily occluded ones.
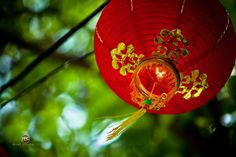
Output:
[106,108,147,141]
[104,83,156,142]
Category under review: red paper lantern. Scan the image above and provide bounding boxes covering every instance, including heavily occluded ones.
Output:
[94,0,236,115]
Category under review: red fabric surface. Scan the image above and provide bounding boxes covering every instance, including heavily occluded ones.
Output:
[94,0,236,114]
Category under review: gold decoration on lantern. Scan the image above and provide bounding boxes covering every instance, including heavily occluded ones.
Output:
[111,42,144,76]
[130,57,180,111]
[153,28,189,65]
[176,70,209,100]
[130,81,168,111]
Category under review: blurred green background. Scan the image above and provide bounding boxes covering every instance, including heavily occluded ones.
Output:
[0,0,236,157]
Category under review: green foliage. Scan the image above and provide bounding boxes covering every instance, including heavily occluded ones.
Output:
[0,0,236,157]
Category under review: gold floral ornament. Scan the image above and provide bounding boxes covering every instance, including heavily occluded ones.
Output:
[153,29,189,64]
[176,70,209,100]
[111,42,144,76]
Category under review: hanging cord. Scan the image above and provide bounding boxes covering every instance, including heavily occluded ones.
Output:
[0,1,109,94]
[0,52,93,109]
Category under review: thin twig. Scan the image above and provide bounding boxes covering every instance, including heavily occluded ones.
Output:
[0,1,109,94]
[1,30,90,66]
[0,52,93,109]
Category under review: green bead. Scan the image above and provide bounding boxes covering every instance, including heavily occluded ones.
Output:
[144,99,152,106]
[181,49,189,56]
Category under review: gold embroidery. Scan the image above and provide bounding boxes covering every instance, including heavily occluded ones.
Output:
[111,42,144,76]
[176,70,209,100]
[153,28,189,64]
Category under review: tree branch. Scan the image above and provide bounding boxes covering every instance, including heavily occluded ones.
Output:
[1,31,91,67]
[0,51,93,109]
[0,1,109,94]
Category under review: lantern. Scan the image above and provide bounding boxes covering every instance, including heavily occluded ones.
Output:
[94,0,236,141]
